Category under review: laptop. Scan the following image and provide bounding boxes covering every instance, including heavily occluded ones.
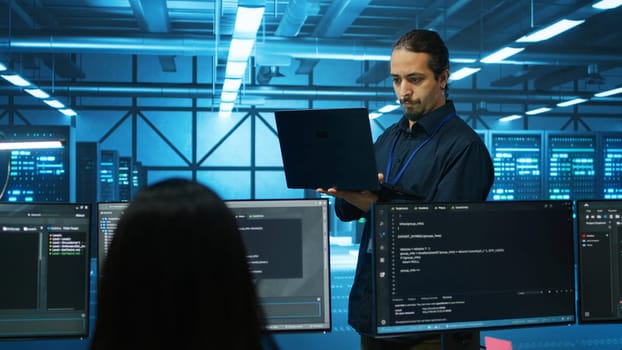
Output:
[274,107,380,191]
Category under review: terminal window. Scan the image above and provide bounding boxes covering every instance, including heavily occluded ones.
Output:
[372,200,575,336]
[0,203,91,338]
[97,199,332,332]
[226,198,332,332]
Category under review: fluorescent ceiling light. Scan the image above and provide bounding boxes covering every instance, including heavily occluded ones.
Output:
[228,38,256,61]
[594,87,622,97]
[43,99,65,108]
[378,104,400,113]
[222,78,242,92]
[220,102,234,112]
[556,98,588,107]
[516,19,585,43]
[450,58,478,64]
[233,7,265,37]
[1,74,31,87]
[59,108,77,116]
[593,0,622,10]
[526,107,552,115]
[225,61,247,78]
[221,91,238,102]
[0,62,6,71]
[499,114,523,122]
[218,102,234,118]
[24,88,50,99]
[0,140,64,150]
[480,47,525,63]
[220,6,265,118]
[449,67,481,81]
[369,112,382,119]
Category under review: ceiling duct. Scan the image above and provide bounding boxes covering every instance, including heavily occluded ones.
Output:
[274,0,320,37]
[3,36,622,66]
[4,83,619,106]
[256,66,285,84]
[586,63,605,85]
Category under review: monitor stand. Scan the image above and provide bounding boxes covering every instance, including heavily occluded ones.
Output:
[442,330,480,350]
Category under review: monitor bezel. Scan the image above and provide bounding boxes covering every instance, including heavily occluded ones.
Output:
[0,201,92,339]
[371,199,576,337]
[225,197,332,333]
[576,199,622,325]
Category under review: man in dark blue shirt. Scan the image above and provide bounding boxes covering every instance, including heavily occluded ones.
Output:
[317,29,494,350]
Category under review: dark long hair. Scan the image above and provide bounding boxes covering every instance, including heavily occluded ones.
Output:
[392,29,450,97]
[91,178,272,350]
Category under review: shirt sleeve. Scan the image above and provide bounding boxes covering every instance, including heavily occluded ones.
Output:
[334,197,366,222]
[434,141,494,201]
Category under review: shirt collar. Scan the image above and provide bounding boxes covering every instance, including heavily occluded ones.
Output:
[398,100,456,135]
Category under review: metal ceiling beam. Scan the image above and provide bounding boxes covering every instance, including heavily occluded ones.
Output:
[4,0,84,79]
[129,0,176,72]
[2,83,619,106]
[355,0,477,84]
[293,0,371,75]
[315,0,371,37]
[274,0,320,37]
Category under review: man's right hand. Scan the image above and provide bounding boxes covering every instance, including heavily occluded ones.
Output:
[316,173,385,212]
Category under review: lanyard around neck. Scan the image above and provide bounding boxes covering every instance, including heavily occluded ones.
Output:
[384,113,455,187]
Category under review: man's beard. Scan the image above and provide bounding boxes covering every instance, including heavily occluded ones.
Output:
[404,111,424,122]
[400,98,424,122]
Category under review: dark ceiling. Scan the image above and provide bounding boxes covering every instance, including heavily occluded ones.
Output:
[0,0,621,119]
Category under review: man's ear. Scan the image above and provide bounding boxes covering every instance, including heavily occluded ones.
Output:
[439,69,449,89]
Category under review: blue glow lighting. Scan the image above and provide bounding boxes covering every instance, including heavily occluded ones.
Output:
[526,107,552,115]
[556,98,588,107]
[228,38,256,61]
[593,0,622,9]
[218,102,235,118]
[225,61,248,78]
[58,109,77,117]
[1,74,31,87]
[219,6,265,118]
[43,99,65,108]
[369,112,382,119]
[220,91,238,102]
[233,7,265,37]
[480,47,525,63]
[0,140,64,150]
[24,88,50,99]
[516,19,585,43]
[499,114,523,122]
[449,67,481,81]
[594,87,622,97]
[378,104,400,113]
[450,58,478,64]
[222,78,242,92]
[0,62,6,71]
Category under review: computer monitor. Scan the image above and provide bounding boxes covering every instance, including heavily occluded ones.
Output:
[576,199,622,323]
[225,198,332,332]
[371,200,575,337]
[97,198,332,332]
[0,125,70,202]
[96,202,129,274]
[0,202,91,338]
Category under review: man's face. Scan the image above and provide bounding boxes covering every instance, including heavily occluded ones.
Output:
[390,48,448,122]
